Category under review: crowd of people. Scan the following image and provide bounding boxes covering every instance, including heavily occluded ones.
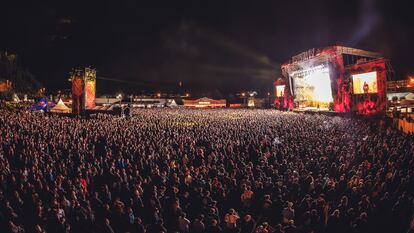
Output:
[0,108,413,233]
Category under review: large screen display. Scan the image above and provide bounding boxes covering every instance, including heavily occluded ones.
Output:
[85,79,96,109]
[276,85,285,97]
[291,65,333,108]
[352,71,377,94]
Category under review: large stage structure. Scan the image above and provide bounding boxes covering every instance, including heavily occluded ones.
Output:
[70,67,96,115]
[276,45,393,115]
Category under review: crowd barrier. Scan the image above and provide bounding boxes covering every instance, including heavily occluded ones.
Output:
[398,118,414,134]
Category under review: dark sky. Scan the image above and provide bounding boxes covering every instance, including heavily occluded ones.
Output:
[1,0,413,95]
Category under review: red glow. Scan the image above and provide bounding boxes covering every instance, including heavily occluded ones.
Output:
[319,46,337,56]
[72,77,83,114]
[347,58,387,115]
[332,53,350,112]
[273,98,281,107]
[85,79,96,109]
[356,99,377,115]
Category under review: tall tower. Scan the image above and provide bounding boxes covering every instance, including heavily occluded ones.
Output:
[70,67,96,115]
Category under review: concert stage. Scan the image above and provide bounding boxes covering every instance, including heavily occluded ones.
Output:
[274,45,394,115]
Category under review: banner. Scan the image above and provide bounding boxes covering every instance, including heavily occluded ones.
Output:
[85,78,96,109]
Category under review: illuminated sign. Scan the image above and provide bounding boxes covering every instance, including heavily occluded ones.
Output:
[352,71,378,94]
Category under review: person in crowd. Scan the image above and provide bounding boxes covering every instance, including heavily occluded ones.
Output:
[178,213,190,233]
[282,202,295,224]
[240,214,255,233]
[204,219,222,233]
[130,217,145,233]
[224,208,240,233]
[102,218,115,233]
[283,220,297,233]
[191,215,205,233]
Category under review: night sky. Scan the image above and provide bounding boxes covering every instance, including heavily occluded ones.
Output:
[1,0,413,95]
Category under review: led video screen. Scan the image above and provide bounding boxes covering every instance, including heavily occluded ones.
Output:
[85,79,96,109]
[291,65,333,107]
[276,85,285,97]
[352,71,378,94]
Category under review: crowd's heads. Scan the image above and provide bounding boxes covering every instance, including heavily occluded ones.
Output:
[0,108,413,233]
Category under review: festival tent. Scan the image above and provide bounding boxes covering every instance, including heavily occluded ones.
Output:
[405,93,414,100]
[166,99,178,108]
[387,92,412,101]
[400,93,414,107]
[13,93,20,102]
[50,99,71,113]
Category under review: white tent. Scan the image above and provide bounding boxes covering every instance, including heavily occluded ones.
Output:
[50,99,71,113]
[405,93,414,100]
[388,92,412,101]
[13,93,20,102]
[166,99,178,108]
